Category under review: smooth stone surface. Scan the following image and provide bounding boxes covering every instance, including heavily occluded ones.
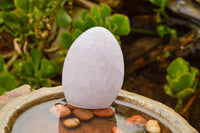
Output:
[63,118,80,129]
[49,104,71,118]
[62,27,124,109]
[92,107,114,118]
[73,109,94,121]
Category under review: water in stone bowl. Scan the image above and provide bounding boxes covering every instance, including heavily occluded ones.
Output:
[11,98,172,133]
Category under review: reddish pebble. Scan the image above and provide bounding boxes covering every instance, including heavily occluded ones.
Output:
[111,127,125,133]
[66,104,80,110]
[73,109,94,121]
[49,104,71,118]
[125,115,147,127]
[92,107,114,117]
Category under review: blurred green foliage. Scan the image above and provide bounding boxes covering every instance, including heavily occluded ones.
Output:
[149,0,177,39]
[60,4,130,53]
[0,0,71,48]
[164,57,199,110]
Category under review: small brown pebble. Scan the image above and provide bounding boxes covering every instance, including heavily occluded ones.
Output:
[73,109,94,121]
[49,104,71,118]
[92,107,114,117]
[63,118,80,128]
[66,104,80,110]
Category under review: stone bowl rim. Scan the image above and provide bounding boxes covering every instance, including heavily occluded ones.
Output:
[0,85,198,133]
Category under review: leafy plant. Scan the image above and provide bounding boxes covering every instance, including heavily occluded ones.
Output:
[164,57,199,110]
[0,0,71,52]
[157,24,177,39]
[60,4,130,52]
[0,55,18,95]
[13,49,61,89]
[149,0,169,22]
[149,0,177,39]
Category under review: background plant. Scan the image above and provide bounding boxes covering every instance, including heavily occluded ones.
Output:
[0,0,71,52]
[164,57,199,110]
[149,0,177,39]
[60,3,130,56]
[0,0,71,94]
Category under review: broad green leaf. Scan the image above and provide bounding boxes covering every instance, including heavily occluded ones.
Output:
[73,20,86,32]
[0,73,18,91]
[14,0,29,13]
[73,29,82,39]
[157,25,167,38]
[49,60,61,74]
[100,4,111,21]
[40,59,50,77]
[0,12,20,28]
[0,0,14,10]
[23,77,40,89]
[90,6,101,20]
[85,15,97,29]
[14,60,23,72]
[176,88,195,100]
[23,62,34,76]
[167,57,189,79]
[60,32,73,49]
[33,7,41,21]
[40,79,51,87]
[105,20,112,31]
[0,55,4,72]
[164,85,176,98]
[11,9,28,26]
[81,10,88,21]
[31,49,42,71]
[43,65,54,78]
[109,14,130,36]
[56,9,71,28]
[170,72,194,92]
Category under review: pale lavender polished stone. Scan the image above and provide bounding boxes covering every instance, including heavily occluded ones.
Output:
[62,27,124,109]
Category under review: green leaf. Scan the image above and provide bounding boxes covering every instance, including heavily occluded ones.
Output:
[90,6,101,20]
[60,32,73,49]
[81,10,88,21]
[85,15,97,29]
[40,59,50,77]
[176,88,195,100]
[157,25,167,38]
[56,9,71,28]
[0,73,18,91]
[73,29,82,39]
[0,55,4,72]
[164,85,176,98]
[109,14,130,36]
[31,49,42,71]
[40,79,51,87]
[169,29,177,39]
[100,4,111,21]
[0,0,14,10]
[149,0,169,7]
[23,61,34,76]
[14,60,23,72]
[14,0,29,13]
[73,20,86,32]
[170,72,194,92]
[167,57,189,79]
[50,60,61,74]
